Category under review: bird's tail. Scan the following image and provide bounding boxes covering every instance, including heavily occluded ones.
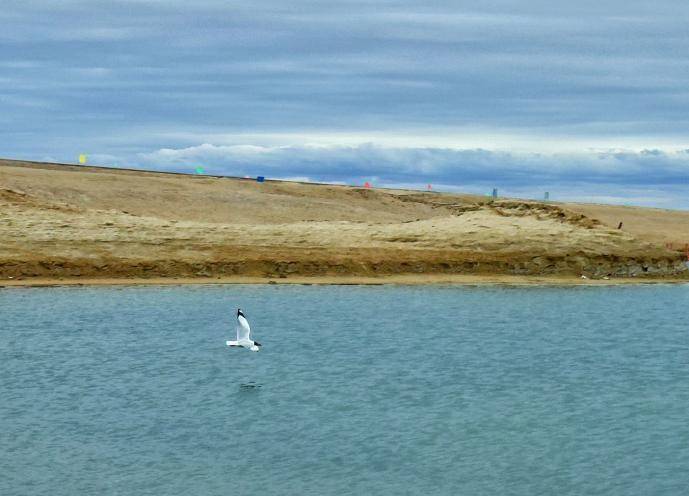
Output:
[226,340,239,347]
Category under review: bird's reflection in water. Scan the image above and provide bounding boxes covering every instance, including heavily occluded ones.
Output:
[239,381,263,391]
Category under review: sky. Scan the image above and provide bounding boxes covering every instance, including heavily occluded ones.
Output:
[2,0,689,207]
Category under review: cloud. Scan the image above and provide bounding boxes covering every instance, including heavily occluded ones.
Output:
[2,1,689,208]
[3,0,689,138]
[137,143,689,204]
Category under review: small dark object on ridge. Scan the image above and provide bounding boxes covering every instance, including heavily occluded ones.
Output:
[618,222,623,229]
[257,176,265,182]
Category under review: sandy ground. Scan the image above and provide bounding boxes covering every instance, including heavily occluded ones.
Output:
[2,158,688,284]
[2,275,688,288]
[566,203,689,248]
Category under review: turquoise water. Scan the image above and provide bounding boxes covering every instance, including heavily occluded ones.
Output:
[2,284,689,495]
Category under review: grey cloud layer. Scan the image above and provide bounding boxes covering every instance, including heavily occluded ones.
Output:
[1,1,689,206]
[139,143,689,183]
[137,144,689,206]
[4,0,689,136]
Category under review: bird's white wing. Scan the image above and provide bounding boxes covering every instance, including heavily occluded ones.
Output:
[236,315,251,342]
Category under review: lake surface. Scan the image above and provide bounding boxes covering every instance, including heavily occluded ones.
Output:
[2,284,689,495]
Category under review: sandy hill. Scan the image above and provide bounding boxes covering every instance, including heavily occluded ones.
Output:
[1,158,688,282]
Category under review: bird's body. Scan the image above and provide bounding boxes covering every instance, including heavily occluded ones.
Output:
[226,309,262,352]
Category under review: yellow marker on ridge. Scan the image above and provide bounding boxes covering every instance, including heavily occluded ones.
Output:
[78,154,87,164]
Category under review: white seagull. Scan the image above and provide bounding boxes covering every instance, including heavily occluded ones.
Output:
[226,308,262,352]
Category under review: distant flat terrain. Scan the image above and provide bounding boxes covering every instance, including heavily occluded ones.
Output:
[1,158,687,283]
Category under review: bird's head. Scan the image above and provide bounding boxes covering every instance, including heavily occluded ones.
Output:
[237,308,244,317]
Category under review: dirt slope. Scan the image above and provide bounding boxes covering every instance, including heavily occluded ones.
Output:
[1,158,687,281]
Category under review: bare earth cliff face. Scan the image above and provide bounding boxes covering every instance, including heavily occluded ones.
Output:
[1,159,688,282]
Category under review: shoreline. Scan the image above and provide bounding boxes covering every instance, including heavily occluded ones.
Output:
[5,160,689,289]
[2,274,688,288]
